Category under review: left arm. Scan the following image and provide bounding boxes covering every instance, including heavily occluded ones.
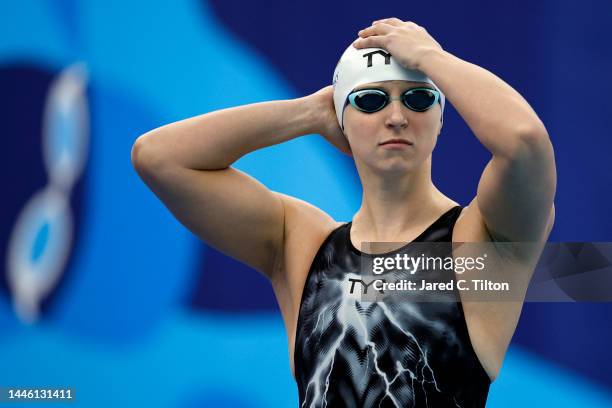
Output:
[418,47,556,243]
[356,18,556,243]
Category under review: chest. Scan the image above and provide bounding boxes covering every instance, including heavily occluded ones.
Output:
[291,226,493,404]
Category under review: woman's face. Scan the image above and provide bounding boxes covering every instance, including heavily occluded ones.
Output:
[342,80,442,174]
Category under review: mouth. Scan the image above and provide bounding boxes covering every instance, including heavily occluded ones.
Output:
[379,138,414,146]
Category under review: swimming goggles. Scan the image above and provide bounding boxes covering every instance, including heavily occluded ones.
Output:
[347,87,441,113]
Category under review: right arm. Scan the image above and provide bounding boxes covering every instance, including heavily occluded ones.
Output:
[130,86,349,281]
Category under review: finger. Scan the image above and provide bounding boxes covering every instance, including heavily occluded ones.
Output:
[358,22,393,38]
[353,34,386,49]
[376,18,422,31]
[373,17,403,26]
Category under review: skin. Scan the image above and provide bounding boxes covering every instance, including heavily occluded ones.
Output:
[342,80,451,246]
[131,17,556,384]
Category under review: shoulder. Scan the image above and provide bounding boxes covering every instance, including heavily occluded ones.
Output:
[275,192,343,234]
[269,192,344,325]
[453,198,491,242]
[272,192,344,278]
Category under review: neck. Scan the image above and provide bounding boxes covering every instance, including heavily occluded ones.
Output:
[352,155,456,242]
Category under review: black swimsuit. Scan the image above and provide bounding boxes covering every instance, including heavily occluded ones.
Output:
[294,206,491,407]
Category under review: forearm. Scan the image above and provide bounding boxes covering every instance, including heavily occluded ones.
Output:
[418,48,549,156]
[134,96,319,170]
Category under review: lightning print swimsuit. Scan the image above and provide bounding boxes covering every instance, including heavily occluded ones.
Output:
[294,205,491,407]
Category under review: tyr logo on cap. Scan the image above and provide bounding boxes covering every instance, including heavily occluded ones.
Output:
[362,50,392,67]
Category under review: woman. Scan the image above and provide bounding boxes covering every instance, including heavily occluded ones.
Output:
[132,17,556,407]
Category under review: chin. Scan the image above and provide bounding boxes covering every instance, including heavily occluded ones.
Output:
[373,160,414,174]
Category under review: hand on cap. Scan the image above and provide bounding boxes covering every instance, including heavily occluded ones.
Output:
[353,18,443,71]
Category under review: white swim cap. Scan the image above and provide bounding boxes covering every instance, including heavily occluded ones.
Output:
[332,44,445,130]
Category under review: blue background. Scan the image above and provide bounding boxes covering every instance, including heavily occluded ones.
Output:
[1,0,611,406]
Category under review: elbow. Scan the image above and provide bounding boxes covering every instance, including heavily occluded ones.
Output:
[518,125,557,194]
[130,134,151,175]
[516,122,552,150]
[511,123,554,160]
[131,131,172,178]
[130,136,145,171]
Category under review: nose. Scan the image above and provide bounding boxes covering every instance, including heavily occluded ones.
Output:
[384,99,408,129]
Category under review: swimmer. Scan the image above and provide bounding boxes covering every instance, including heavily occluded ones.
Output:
[131,17,556,407]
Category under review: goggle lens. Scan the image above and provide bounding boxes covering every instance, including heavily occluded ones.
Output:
[404,88,437,111]
[352,91,388,112]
